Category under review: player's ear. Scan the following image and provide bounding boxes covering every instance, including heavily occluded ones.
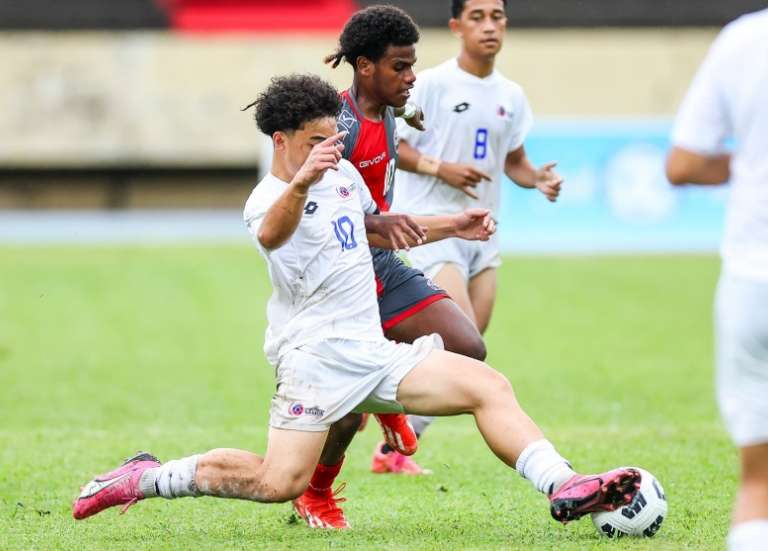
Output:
[272,131,287,150]
[448,17,462,38]
[356,56,374,77]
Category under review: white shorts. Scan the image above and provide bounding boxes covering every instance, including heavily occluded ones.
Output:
[269,334,443,432]
[715,272,768,447]
[406,235,501,281]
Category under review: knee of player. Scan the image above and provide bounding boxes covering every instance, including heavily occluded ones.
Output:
[448,333,486,362]
[477,365,514,400]
[254,472,308,503]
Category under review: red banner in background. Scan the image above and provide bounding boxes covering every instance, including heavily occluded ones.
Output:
[159,0,359,32]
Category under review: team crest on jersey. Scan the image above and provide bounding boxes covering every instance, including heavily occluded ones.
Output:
[336,185,352,199]
[497,105,514,120]
[337,110,356,132]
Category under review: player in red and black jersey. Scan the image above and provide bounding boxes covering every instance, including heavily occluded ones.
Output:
[292,5,490,529]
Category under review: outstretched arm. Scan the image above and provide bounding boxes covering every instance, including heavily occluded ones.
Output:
[365,209,495,251]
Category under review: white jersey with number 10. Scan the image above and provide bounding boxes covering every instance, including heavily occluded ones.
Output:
[244,159,382,366]
[393,58,533,218]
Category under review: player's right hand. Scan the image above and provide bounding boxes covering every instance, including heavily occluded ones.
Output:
[292,131,347,190]
[370,212,428,252]
[436,162,491,199]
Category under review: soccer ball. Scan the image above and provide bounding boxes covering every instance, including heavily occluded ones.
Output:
[591,468,667,538]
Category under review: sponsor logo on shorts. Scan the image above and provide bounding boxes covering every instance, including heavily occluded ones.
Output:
[425,278,441,291]
[288,402,325,417]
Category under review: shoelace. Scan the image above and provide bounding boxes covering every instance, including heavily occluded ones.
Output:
[120,497,139,514]
[315,483,348,525]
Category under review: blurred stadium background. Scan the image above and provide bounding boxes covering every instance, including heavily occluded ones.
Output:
[0,0,763,249]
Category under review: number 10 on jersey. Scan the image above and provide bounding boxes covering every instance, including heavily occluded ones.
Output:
[332,216,358,251]
[474,128,488,160]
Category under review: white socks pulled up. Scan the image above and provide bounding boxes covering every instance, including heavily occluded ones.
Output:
[515,439,575,496]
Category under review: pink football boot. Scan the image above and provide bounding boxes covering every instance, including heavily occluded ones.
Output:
[549,467,642,523]
[73,452,161,520]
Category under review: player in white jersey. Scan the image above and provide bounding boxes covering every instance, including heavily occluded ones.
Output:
[666,9,768,551]
[72,74,641,531]
[394,0,562,334]
[388,0,563,460]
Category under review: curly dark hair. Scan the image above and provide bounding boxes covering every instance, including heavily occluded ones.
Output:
[243,74,341,135]
[324,5,419,69]
[451,0,507,18]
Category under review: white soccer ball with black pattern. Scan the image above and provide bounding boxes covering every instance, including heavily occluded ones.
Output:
[591,468,667,538]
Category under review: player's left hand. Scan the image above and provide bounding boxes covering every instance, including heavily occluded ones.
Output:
[402,104,425,131]
[453,208,496,241]
[534,162,564,202]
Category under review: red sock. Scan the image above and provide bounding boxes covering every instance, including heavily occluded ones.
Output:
[307,457,344,494]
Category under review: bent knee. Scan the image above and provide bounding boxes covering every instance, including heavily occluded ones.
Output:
[474,365,514,403]
[254,472,308,503]
[457,361,514,408]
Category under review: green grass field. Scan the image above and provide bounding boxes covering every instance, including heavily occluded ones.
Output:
[0,246,734,550]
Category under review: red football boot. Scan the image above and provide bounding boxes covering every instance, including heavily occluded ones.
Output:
[292,483,350,529]
[374,413,418,456]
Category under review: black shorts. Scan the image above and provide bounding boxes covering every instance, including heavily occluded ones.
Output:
[371,248,449,331]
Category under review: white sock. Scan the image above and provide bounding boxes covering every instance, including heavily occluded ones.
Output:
[728,520,768,551]
[408,415,435,437]
[139,455,201,499]
[515,439,575,496]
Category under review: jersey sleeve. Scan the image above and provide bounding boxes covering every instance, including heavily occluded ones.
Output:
[671,27,733,154]
[243,179,279,253]
[506,85,534,153]
[244,197,268,252]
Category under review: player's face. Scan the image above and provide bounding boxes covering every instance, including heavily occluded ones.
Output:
[451,0,507,57]
[279,116,338,175]
[371,44,417,108]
